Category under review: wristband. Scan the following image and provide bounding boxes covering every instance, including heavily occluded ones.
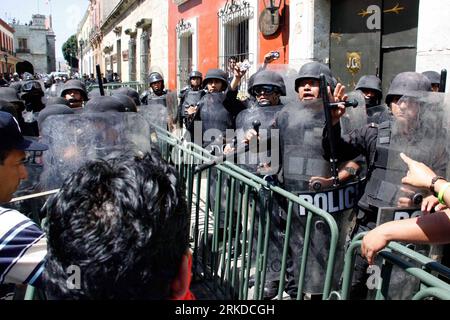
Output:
[430,176,446,193]
[438,182,450,205]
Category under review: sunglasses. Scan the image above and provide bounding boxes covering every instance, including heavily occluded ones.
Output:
[253,85,278,96]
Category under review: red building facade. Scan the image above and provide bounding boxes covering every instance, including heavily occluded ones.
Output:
[168,0,290,93]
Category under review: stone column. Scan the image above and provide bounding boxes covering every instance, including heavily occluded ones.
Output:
[127,32,137,81]
[140,30,149,83]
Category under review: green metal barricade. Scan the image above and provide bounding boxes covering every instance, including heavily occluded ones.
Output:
[151,124,343,300]
[339,233,450,300]
[87,81,145,95]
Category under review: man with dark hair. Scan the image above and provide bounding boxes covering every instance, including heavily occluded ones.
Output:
[0,111,48,299]
[42,150,194,300]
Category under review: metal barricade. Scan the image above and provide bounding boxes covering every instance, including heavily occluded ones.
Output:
[151,124,342,300]
[339,233,450,300]
[87,81,145,95]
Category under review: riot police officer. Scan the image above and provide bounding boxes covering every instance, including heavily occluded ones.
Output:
[60,79,89,109]
[422,70,441,92]
[323,71,445,299]
[20,79,46,136]
[178,70,204,129]
[233,70,286,299]
[246,62,356,299]
[355,75,389,124]
[140,72,167,105]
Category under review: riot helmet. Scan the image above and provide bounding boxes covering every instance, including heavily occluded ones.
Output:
[249,70,286,96]
[20,80,44,100]
[45,96,70,107]
[111,94,138,112]
[60,79,89,101]
[355,75,382,107]
[0,87,21,104]
[84,96,129,113]
[422,71,440,92]
[189,70,203,80]
[189,70,203,90]
[294,62,334,93]
[148,72,165,95]
[112,87,141,106]
[421,71,440,85]
[37,104,75,130]
[385,72,432,105]
[202,69,228,92]
[148,72,164,85]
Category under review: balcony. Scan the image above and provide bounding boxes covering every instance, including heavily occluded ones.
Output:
[16,48,31,54]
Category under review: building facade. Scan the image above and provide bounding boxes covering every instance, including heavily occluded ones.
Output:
[288,0,450,93]
[100,0,169,83]
[11,14,56,74]
[0,18,18,76]
[168,0,290,95]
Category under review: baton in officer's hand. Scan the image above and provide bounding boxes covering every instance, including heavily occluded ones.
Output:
[194,120,261,174]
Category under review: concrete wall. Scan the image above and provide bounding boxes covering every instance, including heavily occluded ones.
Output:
[416,0,450,91]
[289,0,330,71]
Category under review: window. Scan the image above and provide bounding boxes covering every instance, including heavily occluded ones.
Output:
[218,0,255,97]
[18,38,28,50]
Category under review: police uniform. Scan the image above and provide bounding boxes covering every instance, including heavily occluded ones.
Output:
[323,72,446,298]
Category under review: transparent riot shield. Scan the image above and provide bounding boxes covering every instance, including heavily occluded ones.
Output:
[372,92,449,299]
[278,99,363,295]
[340,90,367,134]
[234,104,283,174]
[39,112,152,190]
[139,102,169,144]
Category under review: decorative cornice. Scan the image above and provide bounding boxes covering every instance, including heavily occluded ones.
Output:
[175,18,192,35]
[136,18,152,30]
[113,26,122,36]
[103,45,114,54]
[101,0,138,34]
[218,0,253,24]
[124,28,138,38]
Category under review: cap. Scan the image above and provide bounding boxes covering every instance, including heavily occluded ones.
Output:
[0,111,48,151]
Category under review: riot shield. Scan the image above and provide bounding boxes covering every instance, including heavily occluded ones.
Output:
[181,90,204,128]
[340,90,367,134]
[138,102,168,144]
[198,92,232,149]
[373,93,448,209]
[39,112,152,190]
[278,99,363,295]
[371,92,449,299]
[235,104,283,174]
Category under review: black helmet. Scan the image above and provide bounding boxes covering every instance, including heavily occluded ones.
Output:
[60,79,88,101]
[202,69,228,90]
[37,104,75,128]
[0,87,21,103]
[421,71,440,85]
[295,62,333,92]
[22,72,34,81]
[148,72,164,85]
[84,96,128,113]
[43,77,53,88]
[385,72,432,105]
[249,70,286,96]
[21,80,44,99]
[111,94,137,112]
[112,87,141,106]
[189,70,203,80]
[355,75,382,95]
[45,96,70,107]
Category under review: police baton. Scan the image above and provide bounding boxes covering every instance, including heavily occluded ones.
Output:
[194,120,261,174]
[96,64,105,96]
[320,74,341,187]
[439,69,447,93]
